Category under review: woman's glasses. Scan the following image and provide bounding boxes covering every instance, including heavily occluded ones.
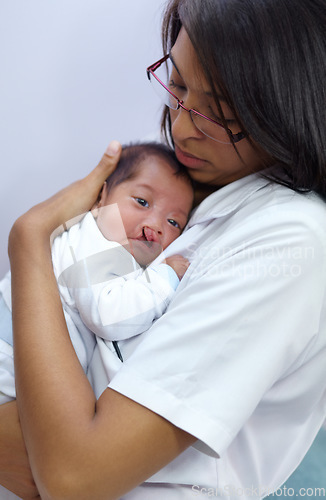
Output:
[147,55,246,145]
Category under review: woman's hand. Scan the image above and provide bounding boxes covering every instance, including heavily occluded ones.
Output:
[9,140,122,247]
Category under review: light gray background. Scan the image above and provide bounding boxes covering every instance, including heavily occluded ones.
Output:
[0,0,165,276]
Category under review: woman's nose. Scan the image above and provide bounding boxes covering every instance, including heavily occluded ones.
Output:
[170,106,202,142]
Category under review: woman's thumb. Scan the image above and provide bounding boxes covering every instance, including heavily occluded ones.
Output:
[105,140,121,157]
[92,140,122,184]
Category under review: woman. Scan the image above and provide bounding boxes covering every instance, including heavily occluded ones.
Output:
[1,0,326,498]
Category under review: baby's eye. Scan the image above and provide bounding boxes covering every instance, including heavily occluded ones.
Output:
[135,198,149,208]
[168,219,180,229]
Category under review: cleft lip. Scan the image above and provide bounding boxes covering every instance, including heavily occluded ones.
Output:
[143,226,160,244]
[129,227,163,265]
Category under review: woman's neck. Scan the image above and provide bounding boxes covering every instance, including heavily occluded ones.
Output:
[192,182,218,207]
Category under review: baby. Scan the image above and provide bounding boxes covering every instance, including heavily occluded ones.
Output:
[0,142,194,402]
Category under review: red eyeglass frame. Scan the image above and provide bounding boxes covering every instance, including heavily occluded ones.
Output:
[147,55,246,144]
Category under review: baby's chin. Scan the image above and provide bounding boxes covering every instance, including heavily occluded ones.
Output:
[126,239,163,267]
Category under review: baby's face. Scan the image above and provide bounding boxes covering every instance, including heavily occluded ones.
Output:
[95,155,193,265]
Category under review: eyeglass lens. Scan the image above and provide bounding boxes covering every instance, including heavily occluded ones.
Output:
[149,58,239,144]
[150,59,179,110]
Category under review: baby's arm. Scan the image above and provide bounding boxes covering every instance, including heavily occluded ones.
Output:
[76,254,190,342]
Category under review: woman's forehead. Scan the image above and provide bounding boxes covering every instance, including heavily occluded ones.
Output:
[170,28,208,87]
[170,27,222,100]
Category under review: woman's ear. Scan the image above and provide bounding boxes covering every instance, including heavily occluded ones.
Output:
[91,182,107,218]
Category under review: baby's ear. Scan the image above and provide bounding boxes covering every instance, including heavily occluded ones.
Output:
[91,181,107,217]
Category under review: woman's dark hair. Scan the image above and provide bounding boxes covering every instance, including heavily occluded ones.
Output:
[161,0,326,197]
[105,141,192,192]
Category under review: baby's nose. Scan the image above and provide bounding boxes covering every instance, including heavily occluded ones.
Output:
[143,226,161,243]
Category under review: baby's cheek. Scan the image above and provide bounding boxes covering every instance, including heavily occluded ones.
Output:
[96,204,128,244]
[165,231,180,249]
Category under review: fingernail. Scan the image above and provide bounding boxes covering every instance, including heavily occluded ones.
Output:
[105,140,120,156]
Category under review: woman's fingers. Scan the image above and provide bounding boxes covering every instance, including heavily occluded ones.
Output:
[10,141,122,243]
[59,141,122,232]
[67,140,122,225]
[86,140,122,190]
[98,140,122,177]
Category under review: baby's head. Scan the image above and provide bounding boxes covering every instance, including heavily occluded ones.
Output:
[94,142,194,265]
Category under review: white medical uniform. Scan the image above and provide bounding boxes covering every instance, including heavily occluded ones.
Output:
[87,171,326,499]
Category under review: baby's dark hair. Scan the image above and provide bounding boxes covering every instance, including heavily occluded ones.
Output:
[105,141,193,193]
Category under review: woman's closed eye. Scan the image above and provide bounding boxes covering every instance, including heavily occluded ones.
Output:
[169,78,186,95]
[207,104,237,126]
[134,197,149,208]
[206,106,223,124]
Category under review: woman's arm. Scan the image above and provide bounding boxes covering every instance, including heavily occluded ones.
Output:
[0,402,40,499]
[9,142,195,500]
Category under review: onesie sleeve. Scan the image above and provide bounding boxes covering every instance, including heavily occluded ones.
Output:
[108,205,326,484]
[53,212,181,342]
[75,262,180,341]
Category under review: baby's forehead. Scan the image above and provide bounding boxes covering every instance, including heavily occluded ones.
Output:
[133,155,192,186]
[134,154,175,175]
[132,169,192,197]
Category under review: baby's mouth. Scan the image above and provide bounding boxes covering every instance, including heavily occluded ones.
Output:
[142,226,160,244]
[129,228,162,266]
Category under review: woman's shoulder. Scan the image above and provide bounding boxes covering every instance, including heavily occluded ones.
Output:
[225,181,326,264]
[194,176,326,266]
[249,181,326,235]
[190,171,326,229]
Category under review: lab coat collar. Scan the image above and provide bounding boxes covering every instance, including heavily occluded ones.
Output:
[187,172,272,227]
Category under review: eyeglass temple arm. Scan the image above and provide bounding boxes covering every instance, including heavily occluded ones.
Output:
[146,55,169,79]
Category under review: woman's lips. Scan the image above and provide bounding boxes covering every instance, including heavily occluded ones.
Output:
[174,145,207,169]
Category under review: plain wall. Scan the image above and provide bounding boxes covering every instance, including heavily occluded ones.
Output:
[0,0,166,276]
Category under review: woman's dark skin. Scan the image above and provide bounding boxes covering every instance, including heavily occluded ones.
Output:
[0,402,39,498]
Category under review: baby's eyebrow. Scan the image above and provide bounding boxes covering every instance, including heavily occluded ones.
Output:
[133,183,152,190]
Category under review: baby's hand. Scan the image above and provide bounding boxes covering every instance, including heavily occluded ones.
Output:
[165,254,190,280]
